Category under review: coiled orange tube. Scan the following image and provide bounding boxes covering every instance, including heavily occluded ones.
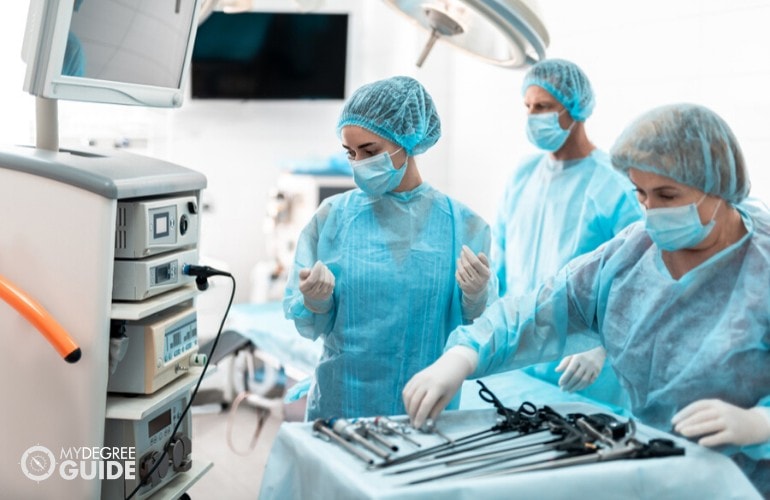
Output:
[0,274,81,363]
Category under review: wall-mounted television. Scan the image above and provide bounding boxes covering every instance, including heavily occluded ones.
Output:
[191,12,348,100]
[23,0,202,108]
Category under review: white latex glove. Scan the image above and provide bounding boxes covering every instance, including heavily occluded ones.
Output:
[108,336,129,375]
[403,346,478,429]
[298,260,335,313]
[456,245,490,320]
[555,346,607,393]
[672,399,770,447]
[456,245,491,298]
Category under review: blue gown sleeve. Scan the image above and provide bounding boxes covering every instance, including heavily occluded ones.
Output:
[282,202,337,340]
[445,241,608,378]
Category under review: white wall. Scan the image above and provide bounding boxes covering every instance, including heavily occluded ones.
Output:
[449,0,770,221]
[157,1,457,299]
[2,0,769,301]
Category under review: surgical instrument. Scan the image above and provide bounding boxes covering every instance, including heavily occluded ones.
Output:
[312,420,375,466]
[387,435,565,475]
[329,418,393,460]
[406,414,682,485]
[473,418,684,479]
[354,421,399,452]
[374,383,548,469]
[374,416,421,447]
[403,410,593,484]
[420,418,454,443]
[374,407,546,469]
[430,408,625,463]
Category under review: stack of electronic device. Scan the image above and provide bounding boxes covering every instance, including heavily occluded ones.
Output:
[105,194,205,499]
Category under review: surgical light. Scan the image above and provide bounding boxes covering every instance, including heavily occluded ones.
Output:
[382,0,549,68]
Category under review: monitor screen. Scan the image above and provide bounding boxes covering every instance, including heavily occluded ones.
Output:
[23,0,201,107]
[68,0,193,88]
[191,12,348,100]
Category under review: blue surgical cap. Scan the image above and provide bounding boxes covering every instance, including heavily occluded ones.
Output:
[522,59,595,121]
[336,76,441,155]
[610,103,749,204]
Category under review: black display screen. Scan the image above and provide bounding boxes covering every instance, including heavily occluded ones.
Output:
[191,12,348,100]
[155,264,172,283]
[148,409,171,437]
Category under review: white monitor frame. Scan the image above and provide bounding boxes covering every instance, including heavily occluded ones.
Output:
[22,0,202,108]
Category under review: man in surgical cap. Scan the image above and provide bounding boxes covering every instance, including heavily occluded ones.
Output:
[283,76,497,421]
[404,103,770,495]
[491,58,643,410]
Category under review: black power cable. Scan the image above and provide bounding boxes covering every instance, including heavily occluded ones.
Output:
[125,266,235,500]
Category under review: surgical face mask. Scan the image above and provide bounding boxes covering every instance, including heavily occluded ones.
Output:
[526,109,574,152]
[644,194,722,251]
[350,148,406,196]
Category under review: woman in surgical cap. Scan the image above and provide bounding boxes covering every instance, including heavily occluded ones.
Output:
[403,103,770,495]
[283,76,497,421]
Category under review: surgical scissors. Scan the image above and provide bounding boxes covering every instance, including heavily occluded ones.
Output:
[477,380,541,433]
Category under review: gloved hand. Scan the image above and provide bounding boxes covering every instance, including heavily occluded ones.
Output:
[298,260,335,313]
[456,245,490,316]
[456,245,491,297]
[555,346,607,392]
[108,335,129,375]
[672,399,770,447]
[403,346,478,429]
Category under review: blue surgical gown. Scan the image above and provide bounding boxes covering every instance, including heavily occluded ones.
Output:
[63,32,86,77]
[284,182,497,421]
[491,150,643,409]
[449,202,770,495]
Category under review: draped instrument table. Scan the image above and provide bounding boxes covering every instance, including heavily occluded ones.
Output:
[258,372,761,499]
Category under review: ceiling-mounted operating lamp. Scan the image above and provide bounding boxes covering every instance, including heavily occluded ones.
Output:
[416,4,466,67]
[383,0,549,69]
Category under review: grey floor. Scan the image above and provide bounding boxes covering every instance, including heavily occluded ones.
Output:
[185,401,281,499]
[184,371,306,499]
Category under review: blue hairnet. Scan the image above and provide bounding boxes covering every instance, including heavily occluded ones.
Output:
[610,103,749,204]
[336,76,441,155]
[522,59,595,121]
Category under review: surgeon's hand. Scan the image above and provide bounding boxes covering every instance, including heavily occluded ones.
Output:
[298,261,335,313]
[555,346,607,392]
[456,245,491,300]
[672,399,770,447]
[403,346,478,429]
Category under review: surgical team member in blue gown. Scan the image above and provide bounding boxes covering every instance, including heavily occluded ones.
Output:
[284,76,497,421]
[404,103,770,495]
[493,59,642,409]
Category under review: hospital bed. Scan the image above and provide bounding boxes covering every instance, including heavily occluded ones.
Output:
[222,301,322,387]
